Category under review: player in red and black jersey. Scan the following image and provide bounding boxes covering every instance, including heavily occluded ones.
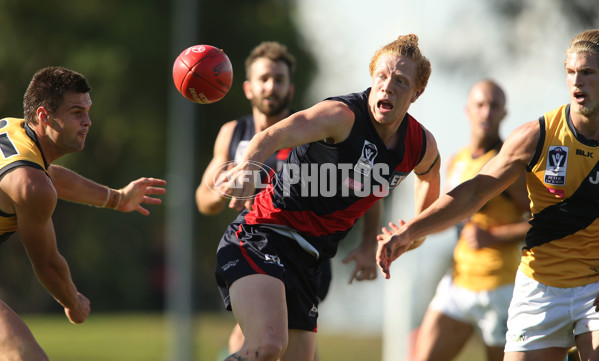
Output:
[213,35,441,361]
[197,42,381,360]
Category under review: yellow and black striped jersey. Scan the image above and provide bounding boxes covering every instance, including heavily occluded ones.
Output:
[447,145,524,291]
[521,104,599,287]
[0,117,49,240]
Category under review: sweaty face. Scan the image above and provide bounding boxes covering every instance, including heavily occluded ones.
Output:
[245,58,292,116]
[368,53,420,126]
[47,91,92,154]
[466,82,506,144]
[566,51,599,117]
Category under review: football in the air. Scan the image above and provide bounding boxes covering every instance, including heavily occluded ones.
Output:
[172,45,233,104]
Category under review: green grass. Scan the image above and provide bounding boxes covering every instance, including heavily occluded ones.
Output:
[23,312,382,361]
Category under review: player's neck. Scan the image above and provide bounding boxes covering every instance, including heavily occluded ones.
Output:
[571,111,599,142]
[30,124,64,164]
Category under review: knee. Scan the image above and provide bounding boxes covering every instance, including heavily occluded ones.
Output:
[234,336,287,361]
[1,347,50,361]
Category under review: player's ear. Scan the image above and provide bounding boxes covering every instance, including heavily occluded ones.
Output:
[36,107,50,125]
[411,89,424,103]
[288,83,295,100]
[242,80,253,100]
[500,108,508,122]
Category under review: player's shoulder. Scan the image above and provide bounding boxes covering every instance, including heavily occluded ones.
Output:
[506,120,541,148]
[215,119,241,141]
[1,166,55,206]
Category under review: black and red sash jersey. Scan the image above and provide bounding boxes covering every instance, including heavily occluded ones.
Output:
[228,114,291,187]
[243,88,427,259]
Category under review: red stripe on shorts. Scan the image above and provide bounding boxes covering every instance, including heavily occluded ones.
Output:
[236,224,266,275]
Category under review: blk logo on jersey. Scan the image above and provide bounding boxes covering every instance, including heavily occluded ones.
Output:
[354,140,378,175]
[544,146,568,186]
[389,171,409,189]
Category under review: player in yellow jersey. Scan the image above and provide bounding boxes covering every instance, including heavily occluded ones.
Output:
[0,66,166,361]
[409,80,530,361]
[378,29,599,361]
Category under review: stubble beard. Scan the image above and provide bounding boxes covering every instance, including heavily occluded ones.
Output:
[253,93,292,117]
[574,102,596,117]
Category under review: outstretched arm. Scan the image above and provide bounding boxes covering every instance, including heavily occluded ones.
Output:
[48,165,166,216]
[6,167,90,324]
[460,171,531,249]
[215,100,355,211]
[377,120,539,279]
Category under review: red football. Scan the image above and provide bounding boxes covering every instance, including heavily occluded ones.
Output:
[173,45,233,104]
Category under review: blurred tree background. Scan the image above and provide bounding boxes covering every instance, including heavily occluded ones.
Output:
[0,0,314,313]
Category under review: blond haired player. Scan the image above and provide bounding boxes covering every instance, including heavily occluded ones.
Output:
[378,29,599,361]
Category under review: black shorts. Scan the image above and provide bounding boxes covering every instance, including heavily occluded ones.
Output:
[317,258,332,302]
[215,218,324,331]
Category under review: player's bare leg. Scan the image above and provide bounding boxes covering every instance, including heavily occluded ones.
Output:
[226,274,288,361]
[282,329,316,361]
[0,300,49,361]
[484,345,504,361]
[410,309,473,361]
[575,331,599,361]
[229,324,316,361]
[229,323,245,354]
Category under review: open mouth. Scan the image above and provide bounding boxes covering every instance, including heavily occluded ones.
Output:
[573,90,585,101]
[377,100,393,111]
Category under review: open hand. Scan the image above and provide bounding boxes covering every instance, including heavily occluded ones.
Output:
[118,177,167,215]
[342,245,378,284]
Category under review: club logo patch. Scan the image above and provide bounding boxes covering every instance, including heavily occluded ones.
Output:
[354,140,378,175]
[264,254,283,267]
[309,304,318,318]
[544,146,568,186]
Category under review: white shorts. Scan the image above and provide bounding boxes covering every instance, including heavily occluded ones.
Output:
[505,270,599,352]
[429,272,514,346]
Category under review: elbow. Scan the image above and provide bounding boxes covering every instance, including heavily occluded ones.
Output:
[195,189,224,215]
[197,202,223,215]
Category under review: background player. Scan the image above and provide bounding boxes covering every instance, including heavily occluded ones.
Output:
[409,79,530,361]
[0,66,166,360]
[196,41,379,360]
[378,29,599,361]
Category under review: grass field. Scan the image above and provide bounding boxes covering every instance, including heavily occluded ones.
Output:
[24,312,383,361]
[24,312,487,360]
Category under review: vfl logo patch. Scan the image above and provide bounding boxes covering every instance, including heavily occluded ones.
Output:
[544,146,568,186]
[354,140,378,175]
